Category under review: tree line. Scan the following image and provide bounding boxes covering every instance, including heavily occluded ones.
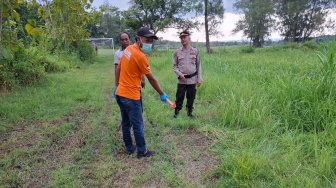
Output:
[94,0,335,50]
[233,0,336,47]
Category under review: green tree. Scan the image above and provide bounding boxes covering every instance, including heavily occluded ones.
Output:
[195,0,224,53]
[35,0,101,48]
[233,0,275,47]
[16,2,43,44]
[95,2,126,44]
[275,0,334,42]
[123,0,195,36]
[0,0,23,61]
[0,0,21,42]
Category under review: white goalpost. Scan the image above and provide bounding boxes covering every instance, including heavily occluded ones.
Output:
[87,38,115,53]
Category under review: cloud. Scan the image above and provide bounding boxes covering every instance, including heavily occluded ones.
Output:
[92,0,130,10]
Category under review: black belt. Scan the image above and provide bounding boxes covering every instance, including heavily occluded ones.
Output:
[179,71,198,79]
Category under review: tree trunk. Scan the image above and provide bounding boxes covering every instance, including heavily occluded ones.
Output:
[0,8,2,41]
[7,17,11,40]
[8,3,12,40]
[252,37,263,48]
[204,0,211,54]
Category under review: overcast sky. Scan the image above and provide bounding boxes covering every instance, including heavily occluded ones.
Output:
[92,0,131,10]
[92,0,235,12]
[91,0,280,42]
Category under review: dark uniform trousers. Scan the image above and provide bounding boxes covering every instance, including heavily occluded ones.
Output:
[175,83,196,111]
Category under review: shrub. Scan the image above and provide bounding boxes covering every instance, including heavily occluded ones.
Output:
[303,40,318,50]
[269,42,301,51]
[13,47,46,85]
[240,46,255,53]
[71,40,96,63]
[0,63,15,91]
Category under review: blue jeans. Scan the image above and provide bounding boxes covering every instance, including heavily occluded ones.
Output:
[116,95,146,154]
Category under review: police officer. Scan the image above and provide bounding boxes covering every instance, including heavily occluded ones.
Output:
[172,30,203,118]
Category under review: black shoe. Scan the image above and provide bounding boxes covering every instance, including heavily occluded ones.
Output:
[126,150,135,155]
[187,112,194,117]
[173,109,180,118]
[186,106,194,116]
[137,150,156,159]
[187,108,194,117]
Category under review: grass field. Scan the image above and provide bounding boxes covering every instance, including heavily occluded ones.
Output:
[1,44,336,187]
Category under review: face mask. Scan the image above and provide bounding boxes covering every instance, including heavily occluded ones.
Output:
[141,43,152,53]
[140,38,152,53]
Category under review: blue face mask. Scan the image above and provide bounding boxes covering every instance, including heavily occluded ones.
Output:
[141,43,152,54]
[139,38,153,53]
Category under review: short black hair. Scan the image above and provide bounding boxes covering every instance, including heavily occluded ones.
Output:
[119,32,131,39]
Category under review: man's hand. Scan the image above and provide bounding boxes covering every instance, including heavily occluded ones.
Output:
[179,74,187,82]
[197,82,201,87]
[141,80,146,88]
[160,93,168,102]
[112,87,117,98]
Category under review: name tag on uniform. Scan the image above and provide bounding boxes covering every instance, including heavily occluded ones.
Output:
[178,55,184,60]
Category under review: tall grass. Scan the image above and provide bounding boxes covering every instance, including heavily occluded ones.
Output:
[317,40,336,99]
[147,44,336,187]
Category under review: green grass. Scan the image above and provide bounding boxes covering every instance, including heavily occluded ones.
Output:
[1,45,336,187]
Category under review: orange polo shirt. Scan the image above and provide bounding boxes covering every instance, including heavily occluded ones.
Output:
[116,44,151,100]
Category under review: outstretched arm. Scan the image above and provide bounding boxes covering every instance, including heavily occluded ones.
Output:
[145,73,164,95]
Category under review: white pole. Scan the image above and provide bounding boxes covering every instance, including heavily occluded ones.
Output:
[112,38,114,53]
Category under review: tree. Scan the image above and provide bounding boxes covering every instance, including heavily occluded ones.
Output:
[35,0,101,48]
[0,0,21,42]
[123,0,195,36]
[0,0,23,61]
[94,2,126,44]
[195,0,224,53]
[16,2,43,43]
[233,0,275,47]
[275,0,334,42]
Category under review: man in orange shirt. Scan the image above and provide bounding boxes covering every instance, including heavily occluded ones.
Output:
[114,27,168,158]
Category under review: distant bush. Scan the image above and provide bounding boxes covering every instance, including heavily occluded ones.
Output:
[12,47,46,85]
[269,41,319,51]
[281,42,301,49]
[267,42,302,51]
[0,64,15,92]
[303,40,318,50]
[43,52,80,73]
[71,40,96,63]
[0,46,46,88]
[0,42,85,91]
[240,46,255,53]
[220,47,229,53]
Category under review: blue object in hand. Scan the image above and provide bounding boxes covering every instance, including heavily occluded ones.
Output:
[112,87,117,98]
[160,93,168,102]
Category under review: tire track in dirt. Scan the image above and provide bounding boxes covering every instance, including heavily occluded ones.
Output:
[0,120,42,159]
[169,129,219,186]
[0,107,95,187]
[29,108,94,187]
[111,127,219,187]
[75,62,122,187]
[92,71,114,158]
